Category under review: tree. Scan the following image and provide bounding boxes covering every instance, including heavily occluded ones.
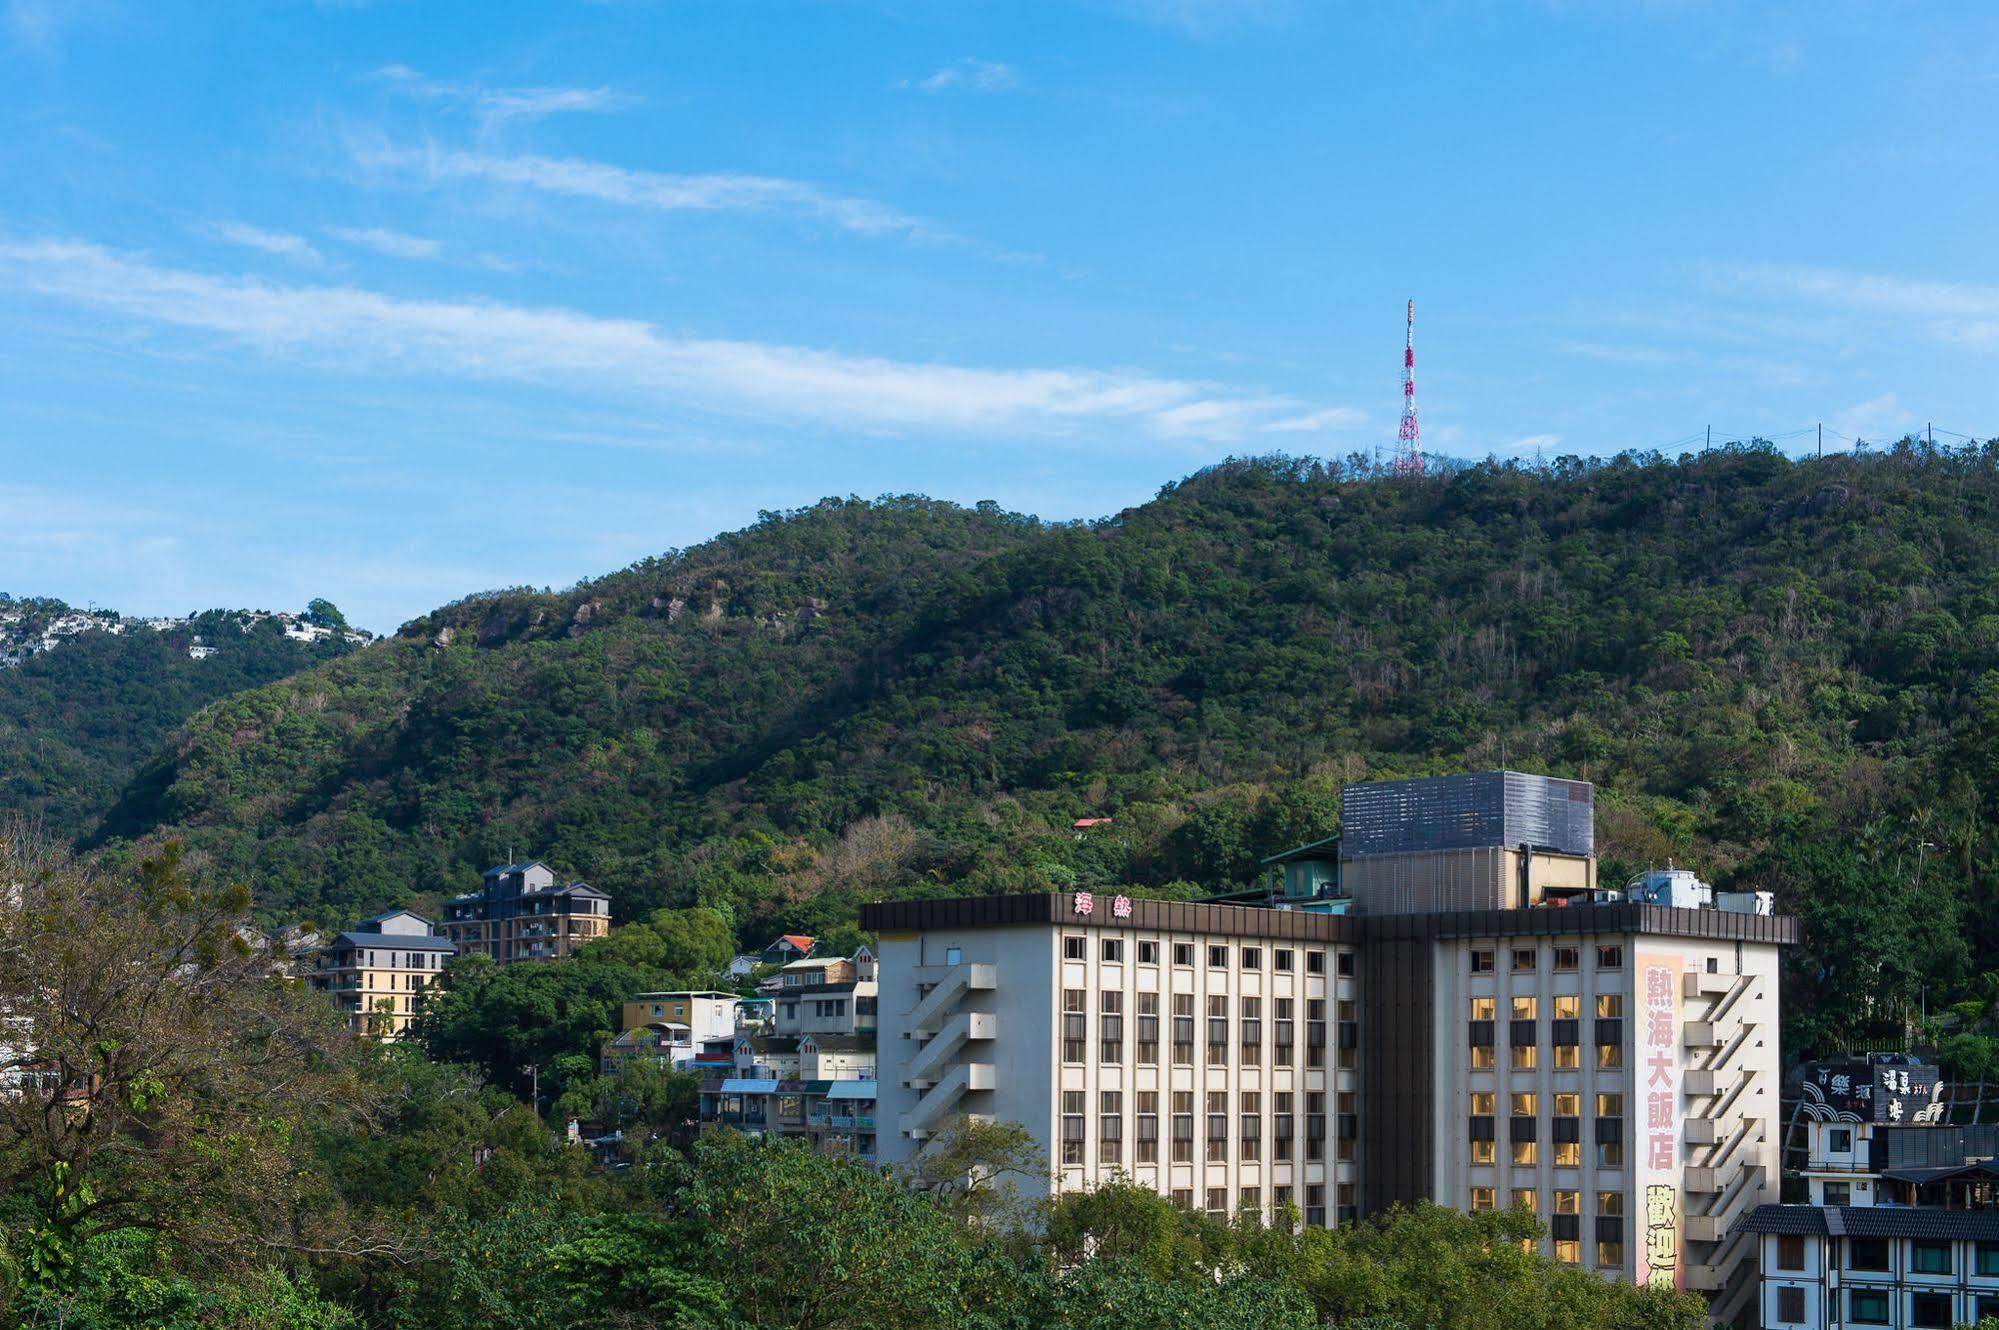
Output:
[0,836,362,1295]
[304,598,350,632]
[899,1115,1047,1229]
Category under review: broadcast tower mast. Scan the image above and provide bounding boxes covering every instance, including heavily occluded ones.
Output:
[1394,299,1424,475]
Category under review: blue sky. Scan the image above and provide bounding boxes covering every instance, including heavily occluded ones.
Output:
[3,1,1996,630]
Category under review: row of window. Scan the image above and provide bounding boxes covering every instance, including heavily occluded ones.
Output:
[1471,945,1623,973]
[1059,1089,1356,1166]
[1061,990,1357,1068]
[1774,1234,1999,1277]
[1786,1287,1999,1329]
[1065,937,1356,977]
[1469,1187,1625,1268]
[1167,1181,1354,1228]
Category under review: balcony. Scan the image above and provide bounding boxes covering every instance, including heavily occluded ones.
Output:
[906,1010,997,1089]
[900,1061,996,1139]
[1683,1021,1717,1048]
[1682,970,1737,998]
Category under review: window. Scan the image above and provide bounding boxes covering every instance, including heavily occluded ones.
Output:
[1099,1091,1124,1164]
[1061,1090,1086,1165]
[1138,940,1159,964]
[1306,1092,1327,1162]
[1207,1091,1229,1163]
[1240,1186,1261,1211]
[1063,989,1087,1063]
[1338,951,1356,976]
[1275,948,1294,972]
[1554,1092,1580,1121]
[1513,948,1537,971]
[1512,1042,1539,1070]
[1554,1141,1581,1166]
[1136,992,1160,1064]
[1554,1044,1580,1069]
[1471,950,1494,972]
[1472,1044,1496,1069]
[1172,993,1195,1064]
[1174,943,1194,967]
[1238,1000,1263,1066]
[1471,1091,1497,1115]
[1596,1141,1623,1167]
[1171,1188,1193,1209]
[1597,1240,1623,1268]
[1511,1188,1537,1213]
[1978,1242,1999,1277]
[1512,1091,1538,1117]
[1240,1092,1261,1161]
[1776,1235,1805,1271]
[1596,994,1623,1018]
[1102,938,1124,963]
[1471,1139,1496,1164]
[1207,1187,1228,1215]
[1775,1287,1805,1324]
[1849,1237,1890,1270]
[1554,1239,1580,1265]
[1596,1092,1623,1118]
[1596,1043,1623,1070]
[1208,945,1228,968]
[1470,996,1496,1020]
[1554,946,1580,971]
[1512,1141,1538,1165]
[1844,1288,1887,1326]
[1554,995,1579,1019]
[1470,1187,1496,1212]
[1064,936,1086,960]
[1307,950,1327,975]
[1100,990,1124,1063]
[1830,1128,1853,1153]
[1596,945,1623,969]
[1911,1240,1951,1274]
[1306,998,1328,1069]
[1171,1091,1195,1163]
[1910,1292,1952,1329]
[1274,997,1295,1064]
[1241,947,1261,969]
[1512,996,1537,1020]
[1274,1091,1295,1160]
[1824,1181,1851,1206]
[1207,995,1230,1065]
[1136,1092,1159,1164]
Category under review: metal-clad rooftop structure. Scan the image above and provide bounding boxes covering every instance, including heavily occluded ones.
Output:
[1340,771,1594,858]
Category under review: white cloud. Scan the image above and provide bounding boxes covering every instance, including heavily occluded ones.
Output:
[207,222,322,265]
[328,225,442,260]
[371,64,634,126]
[1111,0,1295,36]
[1721,263,1999,350]
[906,58,1019,93]
[1263,405,1367,433]
[356,142,939,239]
[0,238,1353,443]
[6,0,65,49]
[1504,433,1563,455]
[1831,393,1907,445]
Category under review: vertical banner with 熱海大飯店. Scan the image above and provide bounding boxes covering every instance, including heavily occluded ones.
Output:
[1636,953,1684,1289]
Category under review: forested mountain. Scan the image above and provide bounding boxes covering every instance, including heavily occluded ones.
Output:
[0,604,358,839]
[75,443,1999,1055]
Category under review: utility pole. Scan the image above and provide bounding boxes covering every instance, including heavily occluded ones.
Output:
[1928,422,1935,448]
[526,1062,540,1118]
[1706,425,1711,449]
[1817,423,1822,458]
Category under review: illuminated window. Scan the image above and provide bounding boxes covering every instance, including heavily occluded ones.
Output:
[1512,1092,1538,1116]
[1596,1093,1624,1117]
[1596,995,1623,1018]
[1597,1240,1624,1268]
[1512,996,1537,1020]
[1511,1188,1537,1213]
[1554,1142,1581,1166]
[1554,1239,1581,1265]
[1553,995,1580,1019]
[1596,1043,1623,1070]
[1471,1044,1496,1069]
[1471,1092,1497,1115]
[1471,1187,1496,1212]
[1512,1141,1538,1165]
[1554,1093,1580,1117]
[1471,1139,1496,1164]
[1513,1043,1539,1070]
[1470,996,1496,1020]
[1554,1044,1580,1069]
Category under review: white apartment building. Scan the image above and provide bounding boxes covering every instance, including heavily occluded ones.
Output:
[866,772,1797,1326]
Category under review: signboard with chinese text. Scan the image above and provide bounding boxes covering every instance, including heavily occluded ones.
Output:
[1801,1060,1944,1124]
[1635,952,1684,1289]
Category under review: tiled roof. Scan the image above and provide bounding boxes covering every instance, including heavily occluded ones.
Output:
[330,931,456,952]
[803,1034,876,1054]
[1742,1205,1999,1240]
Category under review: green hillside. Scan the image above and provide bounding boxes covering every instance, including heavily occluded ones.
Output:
[83,444,1999,1054]
[0,603,359,838]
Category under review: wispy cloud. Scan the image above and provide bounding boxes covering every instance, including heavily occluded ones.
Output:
[1558,339,1682,367]
[371,63,634,127]
[327,225,441,260]
[902,58,1019,93]
[206,222,323,265]
[1719,263,1999,350]
[1831,393,1907,444]
[1111,0,1296,37]
[355,142,940,239]
[1504,433,1563,455]
[0,239,1354,442]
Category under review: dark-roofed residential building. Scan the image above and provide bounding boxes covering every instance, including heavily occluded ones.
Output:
[442,861,610,965]
[306,908,455,1038]
[1743,1204,1999,1330]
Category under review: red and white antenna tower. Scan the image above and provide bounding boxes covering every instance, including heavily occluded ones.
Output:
[1394,298,1424,474]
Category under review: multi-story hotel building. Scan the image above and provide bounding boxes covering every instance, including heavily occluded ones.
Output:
[441,861,611,964]
[866,772,1798,1326]
[306,908,456,1038]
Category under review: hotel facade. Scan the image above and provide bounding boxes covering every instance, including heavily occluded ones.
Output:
[865,773,1798,1325]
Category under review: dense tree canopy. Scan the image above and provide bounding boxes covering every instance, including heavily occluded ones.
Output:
[36,440,1999,1056]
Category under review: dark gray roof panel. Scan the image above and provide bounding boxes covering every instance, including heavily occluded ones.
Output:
[1743,1205,1999,1240]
